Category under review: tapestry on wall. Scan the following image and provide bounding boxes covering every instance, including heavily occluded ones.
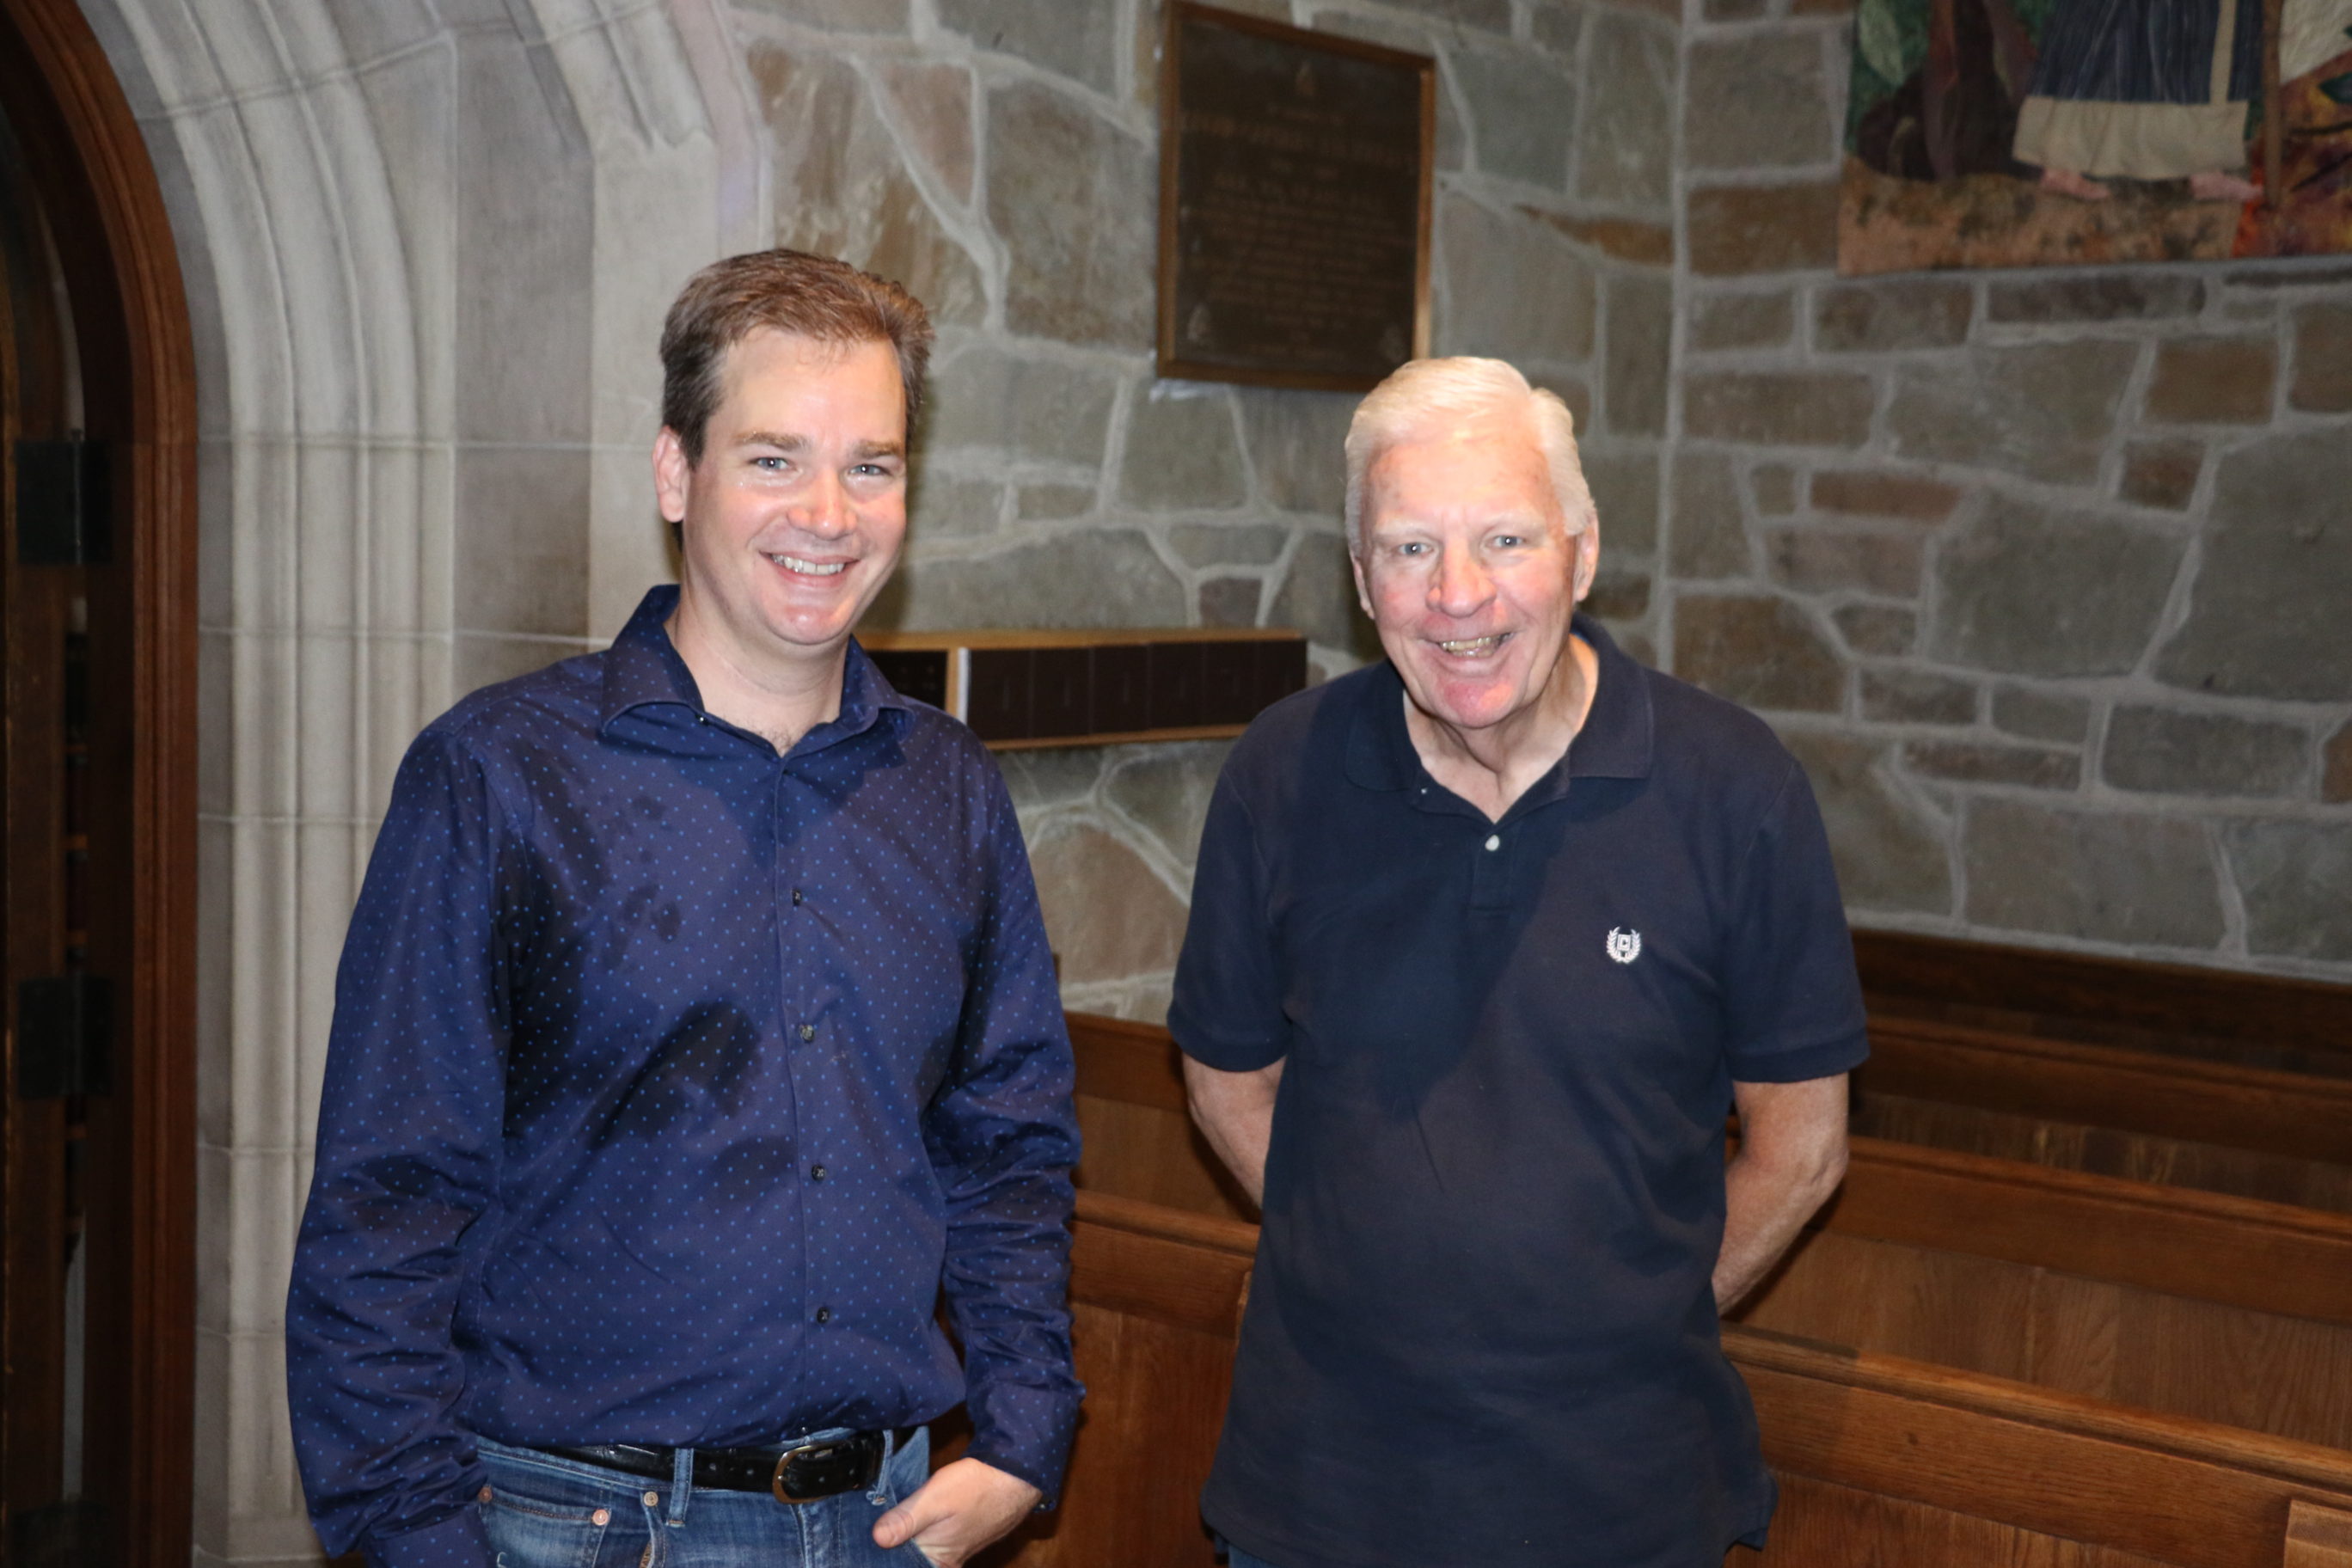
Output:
[1838,0,2352,272]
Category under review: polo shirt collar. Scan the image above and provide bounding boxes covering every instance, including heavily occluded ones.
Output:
[1343,612,1654,795]
[597,584,910,750]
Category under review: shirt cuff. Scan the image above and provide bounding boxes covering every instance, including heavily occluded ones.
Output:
[363,1504,495,1568]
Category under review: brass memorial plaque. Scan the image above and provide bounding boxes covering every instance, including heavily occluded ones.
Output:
[1158,3,1433,390]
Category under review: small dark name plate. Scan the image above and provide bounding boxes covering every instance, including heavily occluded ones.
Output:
[1158,3,1433,390]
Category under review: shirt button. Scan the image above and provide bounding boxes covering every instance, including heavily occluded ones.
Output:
[798,1023,816,1043]
[1484,834,1501,851]
[814,1306,833,1324]
[810,1164,828,1182]
[792,888,804,906]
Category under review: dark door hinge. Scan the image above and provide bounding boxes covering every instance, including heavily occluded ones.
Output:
[15,438,113,565]
[16,973,112,1098]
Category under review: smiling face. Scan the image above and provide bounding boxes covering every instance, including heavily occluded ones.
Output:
[1351,407,1599,742]
[654,328,909,683]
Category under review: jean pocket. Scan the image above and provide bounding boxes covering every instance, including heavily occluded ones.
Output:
[477,1482,615,1568]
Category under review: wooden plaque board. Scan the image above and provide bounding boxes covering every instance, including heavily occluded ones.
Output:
[1157,2,1434,390]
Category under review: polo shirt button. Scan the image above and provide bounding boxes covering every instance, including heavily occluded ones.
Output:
[1485,834,1501,851]
[815,1306,833,1324]
[799,1023,816,1042]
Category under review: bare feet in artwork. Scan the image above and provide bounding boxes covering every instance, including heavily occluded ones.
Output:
[2188,170,2263,202]
[2039,167,2112,199]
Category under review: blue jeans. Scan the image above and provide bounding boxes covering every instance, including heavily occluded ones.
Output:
[476,1431,933,1568]
[1226,1552,1282,1568]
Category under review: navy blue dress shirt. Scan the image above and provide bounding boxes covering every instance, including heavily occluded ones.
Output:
[1172,616,1867,1568]
[287,586,1082,1568]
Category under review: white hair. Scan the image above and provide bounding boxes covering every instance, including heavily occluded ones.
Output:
[1341,357,1595,556]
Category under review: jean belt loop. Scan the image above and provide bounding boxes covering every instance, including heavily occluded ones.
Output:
[667,1447,692,1524]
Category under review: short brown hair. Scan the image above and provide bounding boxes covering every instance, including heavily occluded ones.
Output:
[658,248,934,464]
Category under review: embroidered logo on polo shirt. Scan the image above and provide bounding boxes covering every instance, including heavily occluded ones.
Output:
[1606,927,1642,964]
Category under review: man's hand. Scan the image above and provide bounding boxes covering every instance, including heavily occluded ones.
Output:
[872,1456,1041,1565]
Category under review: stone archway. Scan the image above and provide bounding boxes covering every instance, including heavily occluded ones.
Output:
[73,4,762,1561]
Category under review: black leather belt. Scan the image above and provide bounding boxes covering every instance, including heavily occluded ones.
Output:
[542,1428,918,1504]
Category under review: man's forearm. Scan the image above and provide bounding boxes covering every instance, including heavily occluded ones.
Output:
[1182,1056,1284,1207]
[1713,1074,1850,1311]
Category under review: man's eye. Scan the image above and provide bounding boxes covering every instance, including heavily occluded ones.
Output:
[1397,541,1428,556]
[1493,534,1524,548]
[753,455,791,472]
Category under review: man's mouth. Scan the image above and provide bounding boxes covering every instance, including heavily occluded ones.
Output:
[1436,634,1509,657]
[769,553,848,577]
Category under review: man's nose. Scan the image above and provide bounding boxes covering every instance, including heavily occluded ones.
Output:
[1430,544,1493,616]
[790,469,852,536]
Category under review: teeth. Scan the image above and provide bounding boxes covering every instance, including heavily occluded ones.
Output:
[771,554,847,576]
[1438,635,1504,655]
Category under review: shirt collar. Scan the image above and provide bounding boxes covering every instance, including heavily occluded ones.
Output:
[597,584,911,749]
[1344,612,1655,794]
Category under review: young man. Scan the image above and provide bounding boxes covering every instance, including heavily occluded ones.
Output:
[288,251,1079,1568]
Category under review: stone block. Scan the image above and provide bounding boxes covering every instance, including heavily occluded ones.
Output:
[1779,732,1954,913]
[1106,740,1234,867]
[1687,181,1841,276]
[1903,740,2080,789]
[927,346,1119,468]
[877,62,975,204]
[1534,375,1596,436]
[1835,604,1917,655]
[1862,669,1975,724]
[2145,336,2277,426]
[1685,34,1834,171]
[1931,495,2184,677]
[1670,452,1750,579]
[1439,197,1596,362]
[753,46,986,328]
[1027,821,1189,985]
[1119,384,1247,511]
[868,531,1188,630]
[1809,469,1962,522]
[1386,0,1515,27]
[1767,528,1923,596]
[1706,0,1768,17]
[1985,274,2204,323]
[1888,341,2135,484]
[1531,2,1584,53]
[1577,13,1676,210]
[2101,707,2308,798]
[2290,303,2352,413]
[2324,721,2352,802]
[1992,687,2090,744]
[1684,371,1875,448]
[907,474,1006,538]
[1693,291,1796,352]
[996,746,1106,812]
[456,446,588,638]
[1452,46,1577,187]
[2226,822,2352,963]
[1584,449,1662,556]
[1750,464,1798,516]
[1167,523,1291,567]
[1235,389,1354,515]
[1531,212,1678,266]
[1671,593,1845,711]
[1587,571,1653,620]
[1606,273,1673,436]
[1019,483,1097,521]
[1963,799,2223,949]
[1270,532,1382,662]
[2155,427,2352,701]
[734,0,908,27]
[1199,578,1263,627]
[940,0,1117,93]
[1815,279,1974,352]
[987,82,1154,347]
[2118,439,2202,511]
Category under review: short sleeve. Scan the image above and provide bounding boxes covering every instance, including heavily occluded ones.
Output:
[1718,758,1871,1083]
[1169,774,1289,1071]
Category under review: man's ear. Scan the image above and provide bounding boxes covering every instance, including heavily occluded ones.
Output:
[1570,518,1601,603]
[1350,546,1375,620]
[652,426,693,525]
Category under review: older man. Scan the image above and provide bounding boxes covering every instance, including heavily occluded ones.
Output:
[287,251,1078,1568]
[1172,357,1865,1567]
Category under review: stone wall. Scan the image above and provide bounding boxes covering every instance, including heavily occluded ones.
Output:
[737,0,1681,1017]
[1663,0,2352,978]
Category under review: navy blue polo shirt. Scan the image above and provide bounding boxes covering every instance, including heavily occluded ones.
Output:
[1169,615,1867,1568]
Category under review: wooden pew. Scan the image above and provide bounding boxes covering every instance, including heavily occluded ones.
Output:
[990,1187,2352,1567]
[1855,1014,2352,1214]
